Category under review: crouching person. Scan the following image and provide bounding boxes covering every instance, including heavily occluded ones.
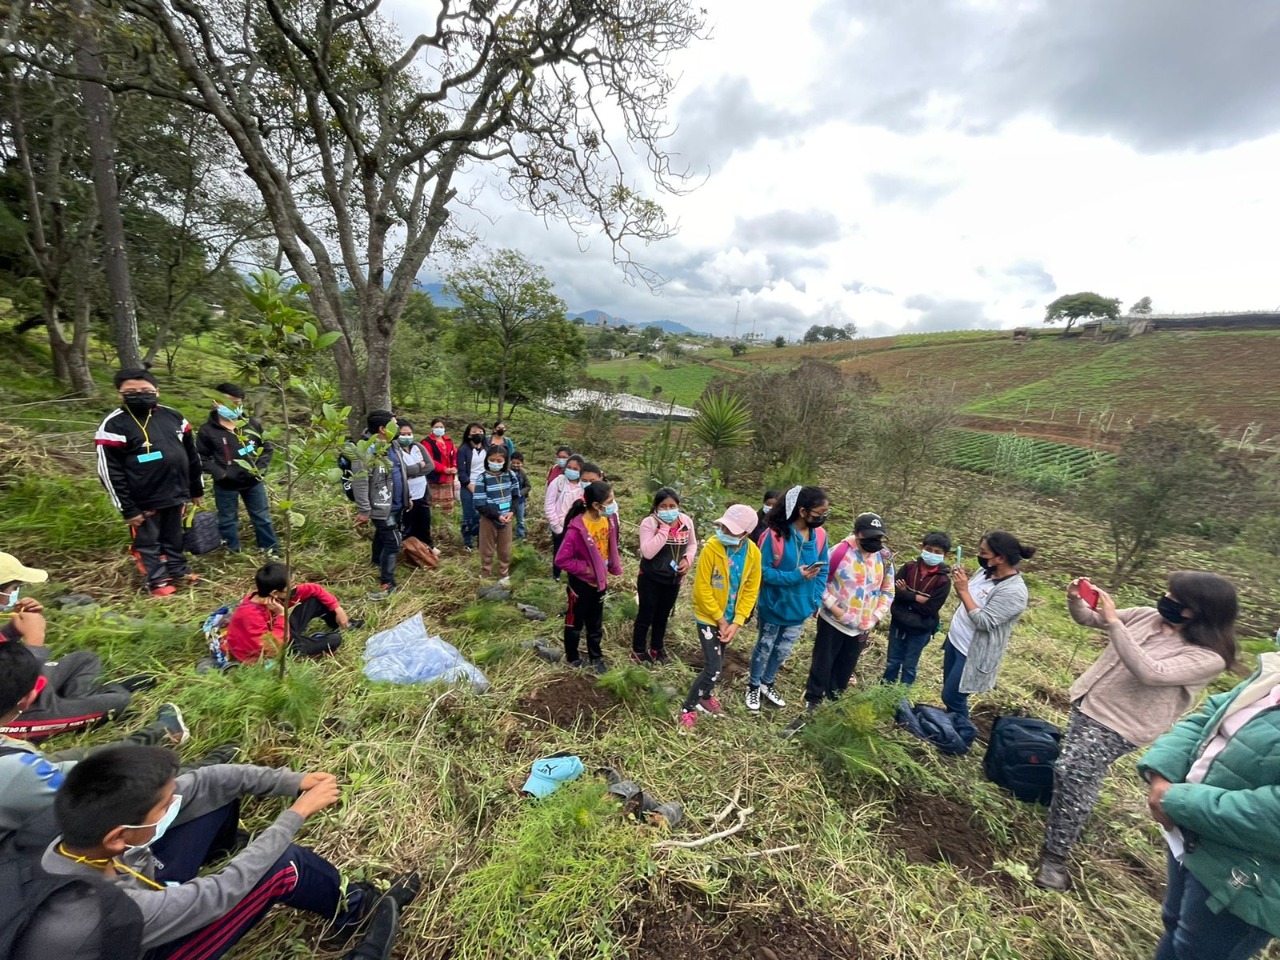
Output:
[13,745,420,960]
[224,562,358,663]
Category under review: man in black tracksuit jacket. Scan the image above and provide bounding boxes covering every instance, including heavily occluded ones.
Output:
[95,368,204,596]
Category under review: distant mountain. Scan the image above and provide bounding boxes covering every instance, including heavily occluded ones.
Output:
[637,319,695,335]
[568,309,619,325]
[416,282,459,308]
[419,287,700,335]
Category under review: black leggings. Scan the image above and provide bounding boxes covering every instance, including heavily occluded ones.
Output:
[804,617,868,706]
[632,576,680,655]
[682,622,727,711]
[564,575,605,663]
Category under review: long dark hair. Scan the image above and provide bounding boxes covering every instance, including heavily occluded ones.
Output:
[651,486,680,512]
[982,531,1037,566]
[1169,571,1238,667]
[766,485,827,540]
[565,480,613,526]
[463,421,485,442]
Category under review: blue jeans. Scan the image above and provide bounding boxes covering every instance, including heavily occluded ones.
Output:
[749,621,803,687]
[940,639,977,747]
[883,623,933,686]
[514,498,527,539]
[1156,853,1272,960]
[460,486,479,547]
[213,483,279,553]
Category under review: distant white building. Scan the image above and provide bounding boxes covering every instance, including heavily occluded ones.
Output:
[546,390,697,422]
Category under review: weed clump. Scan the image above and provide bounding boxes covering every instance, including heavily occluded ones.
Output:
[798,685,927,787]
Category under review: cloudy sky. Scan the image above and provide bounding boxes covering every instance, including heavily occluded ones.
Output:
[385,0,1280,338]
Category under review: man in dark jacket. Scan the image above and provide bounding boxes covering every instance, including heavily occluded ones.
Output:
[95,368,204,597]
[196,382,279,555]
[882,531,953,686]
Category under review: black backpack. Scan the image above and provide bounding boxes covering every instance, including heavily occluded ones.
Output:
[182,510,221,556]
[982,715,1061,806]
[0,852,143,960]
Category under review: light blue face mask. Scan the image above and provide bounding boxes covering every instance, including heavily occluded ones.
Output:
[123,793,183,851]
[487,459,505,472]
[656,508,680,523]
[217,404,243,421]
[920,550,944,566]
[603,502,618,517]
[556,458,568,467]
[716,530,743,549]
[432,427,446,437]
[564,468,581,482]
[2,587,18,611]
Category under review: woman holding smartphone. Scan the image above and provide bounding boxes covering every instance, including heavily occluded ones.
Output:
[1034,571,1237,892]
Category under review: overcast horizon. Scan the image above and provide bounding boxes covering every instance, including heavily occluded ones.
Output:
[384,0,1280,339]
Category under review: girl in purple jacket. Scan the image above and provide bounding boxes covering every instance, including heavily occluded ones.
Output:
[554,480,622,673]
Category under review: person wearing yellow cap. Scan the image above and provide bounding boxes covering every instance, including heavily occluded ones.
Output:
[0,552,143,743]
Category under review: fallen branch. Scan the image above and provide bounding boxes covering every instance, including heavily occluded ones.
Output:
[655,805,754,849]
[708,785,742,827]
[718,844,801,861]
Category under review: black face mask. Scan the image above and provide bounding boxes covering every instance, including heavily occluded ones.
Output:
[494,428,505,436]
[807,514,828,528]
[977,555,992,571]
[1157,596,1189,625]
[122,391,158,416]
[470,435,485,445]
[858,537,882,552]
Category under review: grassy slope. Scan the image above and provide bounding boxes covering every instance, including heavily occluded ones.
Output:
[4,334,1280,960]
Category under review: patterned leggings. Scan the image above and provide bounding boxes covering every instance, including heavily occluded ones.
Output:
[1043,706,1137,858]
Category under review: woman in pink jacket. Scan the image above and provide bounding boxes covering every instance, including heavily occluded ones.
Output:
[632,487,698,665]
[554,480,622,673]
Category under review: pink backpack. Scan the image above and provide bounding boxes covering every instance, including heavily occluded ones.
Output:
[757,526,827,568]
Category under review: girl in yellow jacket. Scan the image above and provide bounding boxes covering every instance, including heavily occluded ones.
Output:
[679,505,762,731]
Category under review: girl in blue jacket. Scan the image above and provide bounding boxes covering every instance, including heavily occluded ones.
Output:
[745,485,830,713]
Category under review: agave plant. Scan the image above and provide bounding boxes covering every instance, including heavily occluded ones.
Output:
[691,390,753,477]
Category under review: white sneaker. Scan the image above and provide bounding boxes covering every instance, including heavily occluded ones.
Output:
[761,684,787,708]
[745,686,761,713]
[499,577,511,588]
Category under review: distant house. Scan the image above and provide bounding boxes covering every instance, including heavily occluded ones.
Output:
[546,390,697,422]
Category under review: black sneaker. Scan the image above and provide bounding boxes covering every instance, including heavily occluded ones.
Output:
[567,658,585,670]
[649,650,669,666]
[345,618,366,630]
[326,871,422,944]
[196,742,241,766]
[155,703,189,745]
[590,657,609,675]
[629,651,652,666]
[344,896,399,960]
[779,708,816,741]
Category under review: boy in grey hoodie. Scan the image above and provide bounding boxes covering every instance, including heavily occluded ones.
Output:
[15,744,419,960]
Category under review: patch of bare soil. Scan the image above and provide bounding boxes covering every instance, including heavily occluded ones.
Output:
[1031,683,1072,712]
[970,703,1001,743]
[1117,849,1166,901]
[884,792,998,881]
[629,895,863,960]
[515,673,620,728]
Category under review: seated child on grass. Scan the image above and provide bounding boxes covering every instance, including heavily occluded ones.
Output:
[224,562,359,663]
[14,743,420,960]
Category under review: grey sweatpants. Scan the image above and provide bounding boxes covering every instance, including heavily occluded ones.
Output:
[1043,705,1137,858]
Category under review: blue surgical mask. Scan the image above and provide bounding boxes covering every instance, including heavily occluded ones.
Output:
[487,459,505,472]
[556,457,568,467]
[2,587,18,611]
[217,404,242,421]
[123,793,183,850]
[656,508,679,523]
[432,427,446,437]
[564,468,581,482]
[716,530,743,549]
[603,502,618,517]
[920,550,944,566]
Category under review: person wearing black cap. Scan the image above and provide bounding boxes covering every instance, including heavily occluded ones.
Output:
[196,383,279,555]
[95,368,204,597]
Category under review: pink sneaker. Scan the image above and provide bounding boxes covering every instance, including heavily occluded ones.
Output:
[677,710,698,732]
[697,696,725,717]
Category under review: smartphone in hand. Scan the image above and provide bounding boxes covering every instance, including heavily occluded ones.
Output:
[1077,578,1101,610]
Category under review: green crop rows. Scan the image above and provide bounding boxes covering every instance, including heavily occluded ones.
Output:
[943,429,1113,495]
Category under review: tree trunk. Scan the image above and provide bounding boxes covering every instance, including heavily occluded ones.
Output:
[363,311,394,421]
[44,297,97,397]
[72,1,141,369]
[496,344,510,423]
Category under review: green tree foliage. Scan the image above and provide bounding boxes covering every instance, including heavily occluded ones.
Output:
[691,390,753,478]
[1129,296,1154,315]
[1091,419,1255,585]
[868,384,959,505]
[773,335,786,348]
[733,359,859,475]
[730,341,748,356]
[802,322,856,343]
[448,249,584,419]
[1044,291,1121,333]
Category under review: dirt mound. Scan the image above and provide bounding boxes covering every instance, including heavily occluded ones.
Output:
[883,791,997,881]
[516,673,619,728]
[970,703,1000,743]
[1031,683,1071,712]
[632,899,863,960]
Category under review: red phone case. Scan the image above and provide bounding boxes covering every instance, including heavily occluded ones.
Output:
[1078,579,1100,610]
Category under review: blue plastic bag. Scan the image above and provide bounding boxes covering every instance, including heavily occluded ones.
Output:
[362,613,488,691]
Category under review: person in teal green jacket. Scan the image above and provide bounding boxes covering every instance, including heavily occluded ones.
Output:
[1139,652,1280,960]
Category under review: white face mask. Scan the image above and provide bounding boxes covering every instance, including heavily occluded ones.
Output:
[1,587,17,611]
[122,794,183,850]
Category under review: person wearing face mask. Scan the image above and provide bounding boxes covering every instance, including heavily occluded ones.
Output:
[783,512,895,738]
[489,421,515,460]
[679,505,762,731]
[633,487,699,665]
[16,744,421,960]
[347,411,428,600]
[473,446,518,582]
[750,489,782,545]
[196,382,279,556]
[547,444,574,487]
[746,486,831,714]
[455,422,489,551]
[940,530,1036,748]
[96,367,205,597]
[1032,572,1235,893]
[394,420,436,553]
[554,481,623,673]
[424,419,459,515]
[545,454,587,580]
[883,531,953,686]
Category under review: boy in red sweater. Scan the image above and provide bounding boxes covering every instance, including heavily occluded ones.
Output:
[225,563,359,662]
